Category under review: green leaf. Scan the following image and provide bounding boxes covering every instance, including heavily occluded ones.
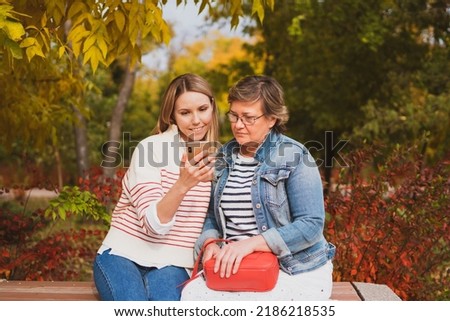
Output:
[5,38,22,59]
[58,206,66,220]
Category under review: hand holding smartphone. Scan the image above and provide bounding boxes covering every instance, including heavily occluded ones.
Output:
[186,141,219,165]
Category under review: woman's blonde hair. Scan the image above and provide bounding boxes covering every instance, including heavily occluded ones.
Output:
[228,75,289,133]
[153,73,219,141]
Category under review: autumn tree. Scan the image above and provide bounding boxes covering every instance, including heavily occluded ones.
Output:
[0,0,276,183]
[245,0,449,187]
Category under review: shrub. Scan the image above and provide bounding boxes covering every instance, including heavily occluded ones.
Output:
[0,203,106,280]
[0,168,124,281]
[325,146,450,300]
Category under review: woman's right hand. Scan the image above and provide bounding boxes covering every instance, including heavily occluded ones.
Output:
[177,152,215,192]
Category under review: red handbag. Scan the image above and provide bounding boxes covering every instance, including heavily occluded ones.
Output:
[187,238,279,292]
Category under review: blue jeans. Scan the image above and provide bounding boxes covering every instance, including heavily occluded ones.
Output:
[93,249,189,301]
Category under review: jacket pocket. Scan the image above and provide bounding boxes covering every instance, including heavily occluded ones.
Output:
[261,168,291,205]
[260,168,292,225]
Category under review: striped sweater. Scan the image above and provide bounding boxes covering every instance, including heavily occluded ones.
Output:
[99,125,211,268]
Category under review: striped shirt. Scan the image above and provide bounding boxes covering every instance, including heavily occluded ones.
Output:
[220,154,259,241]
[99,125,211,268]
[110,168,211,248]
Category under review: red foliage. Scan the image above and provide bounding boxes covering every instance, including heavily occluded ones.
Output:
[325,147,450,300]
[0,167,125,281]
[78,166,125,211]
[0,205,107,281]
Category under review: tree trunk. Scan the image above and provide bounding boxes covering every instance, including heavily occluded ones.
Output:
[64,19,89,181]
[54,148,63,190]
[102,58,137,179]
[73,107,90,179]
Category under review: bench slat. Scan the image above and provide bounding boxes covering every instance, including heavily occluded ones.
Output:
[330,282,361,301]
[0,281,99,301]
[0,281,362,301]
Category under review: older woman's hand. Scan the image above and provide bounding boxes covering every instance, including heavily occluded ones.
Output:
[213,235,272,278]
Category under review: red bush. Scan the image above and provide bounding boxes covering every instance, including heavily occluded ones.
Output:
[0,167,124,281]
[325,146,450,300]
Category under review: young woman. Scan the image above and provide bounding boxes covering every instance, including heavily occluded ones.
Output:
[93,73,219,300]
[182,75,335,300]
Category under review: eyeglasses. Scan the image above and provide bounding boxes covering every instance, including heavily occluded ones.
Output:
[226,112,265,125]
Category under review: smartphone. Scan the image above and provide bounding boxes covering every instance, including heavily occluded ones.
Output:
[186,141,219,162]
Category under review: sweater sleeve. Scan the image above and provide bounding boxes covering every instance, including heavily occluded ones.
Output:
[146,202,176,234]
[122,138,171,235]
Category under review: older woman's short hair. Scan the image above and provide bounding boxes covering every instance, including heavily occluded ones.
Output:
[228,75,289,133]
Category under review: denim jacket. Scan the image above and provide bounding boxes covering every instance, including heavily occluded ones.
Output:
[195,130,336,275]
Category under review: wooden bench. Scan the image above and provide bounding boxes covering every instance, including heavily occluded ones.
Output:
[0,280,401,301]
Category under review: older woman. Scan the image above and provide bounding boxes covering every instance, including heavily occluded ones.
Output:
[181,75,335,300]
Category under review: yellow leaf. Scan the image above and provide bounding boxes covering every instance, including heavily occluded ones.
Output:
[83,35,96,53]
[52,5,63,25]
[68,1,87,19]
[252,0,264,23]
[105,52,116,66]
[71,12,92,29]
[34,44,45,58]
[114,10,126,32]
[68,24,89,43]
[199,0,208,14]
[129,26,139,47]
[91,46,104,72]
[97,37,108,59]
[24,41,45,61]
[82,46,93,65]
[41,12,47,26]
[72,40,82,57]
[117,35,129,54]
[83,46,104,72]
[91,19,103,33]
[58,46,66,58]
[91,56,99,73]
[37,27,51,51]
[5,20,25,40]
[160,22,171,45]
[266,0,275,10]
[25,47,34,62]
[19,37,36,48]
